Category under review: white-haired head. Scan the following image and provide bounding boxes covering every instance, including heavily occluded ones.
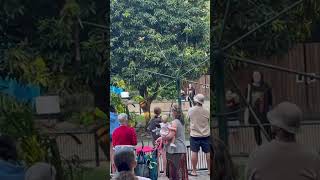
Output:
[25,162,56,180]
[118,113,129,125]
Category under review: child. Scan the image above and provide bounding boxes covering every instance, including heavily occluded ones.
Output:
[160,115,176,148]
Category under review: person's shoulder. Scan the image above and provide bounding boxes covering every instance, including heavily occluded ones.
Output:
[129,126,136,131]
[262,82,271,89]
[136,176,151,180]
[202,107,210,114]
[248,141,276,160]
[296,144,320,160]
[188,107,196,114]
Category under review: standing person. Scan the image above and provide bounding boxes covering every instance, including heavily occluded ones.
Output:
[246,102,320,180]
[147,107,162,146]
[245,71,273,146]
[110,105,120,173]
[187,84,196,107]
[156,104,188,180]
[0,135,25,180]
[112,113,137,147]
[146,107,166,176]
[181,90,186,101]
[226,90,242,152]
[188,94,210,176]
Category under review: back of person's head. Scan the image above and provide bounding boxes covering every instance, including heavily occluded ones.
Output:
[0,135,18,161]
[114,171,138,180]
[118,113,128,125]
[171,104,184,125]
[154,107,161,116]
[25,162,56,180]
[162,115,169,123]
[267,102,302,138]
[211,136,237,180]
[114,148,136,172]
[194,94,205,106]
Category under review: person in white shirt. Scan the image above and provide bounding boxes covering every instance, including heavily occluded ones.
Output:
[112,147,150,180]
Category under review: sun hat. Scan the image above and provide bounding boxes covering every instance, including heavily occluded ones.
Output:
[194,94,205,105]
[267,102,302,134]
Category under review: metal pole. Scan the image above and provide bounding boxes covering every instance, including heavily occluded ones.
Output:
[94,132,100,167]
[223,53,320,80]
[177,78,182,109]
[214,52,228,145]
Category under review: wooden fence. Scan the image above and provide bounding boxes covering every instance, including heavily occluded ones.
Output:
[182,75,210,98]
[226,43,320,114]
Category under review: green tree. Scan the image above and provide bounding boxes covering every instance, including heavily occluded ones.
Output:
[215,0,320,60]
[0,0,108,112]
[111,0,210,115]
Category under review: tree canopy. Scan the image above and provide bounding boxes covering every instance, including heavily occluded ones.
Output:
[0,0,108,112]
[215,0,320,59]
[111,0,210,108]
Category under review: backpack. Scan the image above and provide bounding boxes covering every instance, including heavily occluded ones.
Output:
[147,117,161,141]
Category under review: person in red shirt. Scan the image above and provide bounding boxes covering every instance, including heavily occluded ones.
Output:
[112,113,138,147]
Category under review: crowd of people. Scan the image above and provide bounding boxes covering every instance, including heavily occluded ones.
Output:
[110,91,211,180]
[111,72,320,180]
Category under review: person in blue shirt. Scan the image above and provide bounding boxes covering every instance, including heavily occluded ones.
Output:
[110,105,120,173]
[0,135,25,180]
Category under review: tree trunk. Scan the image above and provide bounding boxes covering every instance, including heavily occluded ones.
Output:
[73,18,81,62]
[139,84,160,126]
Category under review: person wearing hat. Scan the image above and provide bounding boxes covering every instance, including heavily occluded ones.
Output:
[187,94,210,176]
[246,102,320,180]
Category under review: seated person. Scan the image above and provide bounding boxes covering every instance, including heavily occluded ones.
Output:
[0,135,25,180]
[112,147,150,180]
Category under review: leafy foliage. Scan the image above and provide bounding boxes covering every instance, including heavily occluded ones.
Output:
[0,0,107,96]
[111,0,209,104]
[215,0,320,59]
[111,93,126,114]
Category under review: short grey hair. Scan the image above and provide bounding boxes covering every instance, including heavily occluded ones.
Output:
[118,113,128,124]
[25,162,56,180]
